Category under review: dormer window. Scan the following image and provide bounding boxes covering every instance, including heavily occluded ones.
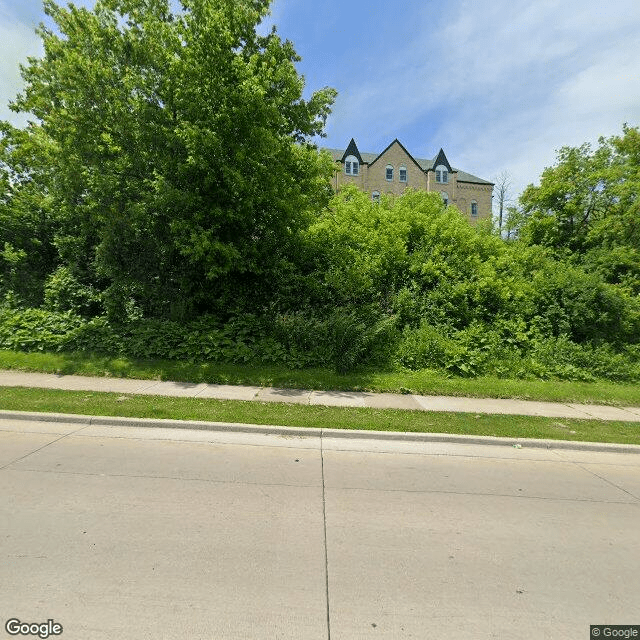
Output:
[399,166,407,183]
[386,165,394,181]
[345,155,359,176]
[435,164,448,183]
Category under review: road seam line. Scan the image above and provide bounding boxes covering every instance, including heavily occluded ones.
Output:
[561,458,640,503]
[320,428,331,640]
[0,423,90,471]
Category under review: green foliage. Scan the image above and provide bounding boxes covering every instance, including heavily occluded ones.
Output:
[525,336,640,383]
[527,262,639,344]
[0,306,397,373]
[305,186,510,326]
[395,320,640,383]
[272,307,399,373]
[43,267,101,316]
[1,301,639,381]
[0,123,59,305]
[3,0,336,318]
[519,125,640,290]
[0,306,85,352]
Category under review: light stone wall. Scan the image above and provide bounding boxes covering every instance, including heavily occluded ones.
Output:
[455,182,493,224]
[333,142,493,223]
[365,141,426,196]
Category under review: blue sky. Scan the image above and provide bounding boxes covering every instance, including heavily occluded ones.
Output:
[2,0,639,202]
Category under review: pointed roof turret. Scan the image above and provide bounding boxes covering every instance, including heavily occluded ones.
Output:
[432,148,453,172]
[341,138,363,164]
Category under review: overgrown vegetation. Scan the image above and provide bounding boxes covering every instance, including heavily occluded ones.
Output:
[1,0,638,385]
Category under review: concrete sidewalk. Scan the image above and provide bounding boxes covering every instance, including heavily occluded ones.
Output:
[1,369,640,422]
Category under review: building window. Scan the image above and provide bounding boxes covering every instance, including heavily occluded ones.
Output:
[345,155,359,176]
[471,201,478,217]
[399,166,407,183]
[372,191,380,203]
[386,165,393,181]
[441,192,449,207]
[435,164,448,183]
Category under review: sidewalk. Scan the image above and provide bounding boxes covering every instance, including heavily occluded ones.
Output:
[1,369,640,422]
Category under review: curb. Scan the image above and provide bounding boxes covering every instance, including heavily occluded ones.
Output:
[2,409,640,454]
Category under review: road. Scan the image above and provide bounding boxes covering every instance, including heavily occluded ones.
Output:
[1,417,639,639]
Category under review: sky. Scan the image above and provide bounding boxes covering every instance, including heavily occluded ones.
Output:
[1,0,639,203]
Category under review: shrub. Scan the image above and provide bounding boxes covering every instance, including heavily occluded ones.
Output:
[0,307,84,352]
[272,307,399,373]
[527,263,632,343]
[43,267,101,316]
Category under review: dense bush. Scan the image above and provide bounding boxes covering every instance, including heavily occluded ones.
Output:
[272,307,399,373]
[0,306,85,352]
[0,306,398,373]
[305,186,639,341]
[396,320,640,382]
[1,186,638,379]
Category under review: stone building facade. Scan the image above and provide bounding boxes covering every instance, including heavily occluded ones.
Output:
[325,138,493,223]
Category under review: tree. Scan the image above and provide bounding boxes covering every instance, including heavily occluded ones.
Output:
[3,0,337,319]
[0,122,59,306]
[492,170,512,232]
[502,205,527,241]
[518,125,640,292]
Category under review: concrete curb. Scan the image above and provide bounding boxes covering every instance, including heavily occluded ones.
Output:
[2,409,640,454]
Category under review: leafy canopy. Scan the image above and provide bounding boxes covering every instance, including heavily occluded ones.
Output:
[519,125,640,291]
[2,0,337,318]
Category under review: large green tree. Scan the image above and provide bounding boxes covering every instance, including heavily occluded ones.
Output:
[2,0,336,318]
[519,125,640,292]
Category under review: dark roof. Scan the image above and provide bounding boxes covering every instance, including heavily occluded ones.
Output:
[432,148,453,173]
[341,138,363,164]
[323,143,493,185]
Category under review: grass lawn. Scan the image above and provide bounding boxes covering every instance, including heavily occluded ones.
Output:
[0,349,639,406]
[1,386,639,445]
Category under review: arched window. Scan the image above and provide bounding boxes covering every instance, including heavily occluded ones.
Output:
[441,192,449,207]
[435,164,448,183]
[386,165,394,181]
[345,155,359,176]
[399,166,407,183]
[372,191,380,203]
[471,201,478,217]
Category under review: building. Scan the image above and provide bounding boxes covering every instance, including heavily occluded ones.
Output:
[325,138,493,222]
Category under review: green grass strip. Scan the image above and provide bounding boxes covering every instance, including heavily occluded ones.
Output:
[1,387,639,445]
[0,349,639,406]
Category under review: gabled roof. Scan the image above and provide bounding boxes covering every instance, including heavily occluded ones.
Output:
[367,138,424,172]
[323,141,494,185]
[340,138,363,164]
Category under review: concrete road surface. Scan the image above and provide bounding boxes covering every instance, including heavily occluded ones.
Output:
[1,417,639,639]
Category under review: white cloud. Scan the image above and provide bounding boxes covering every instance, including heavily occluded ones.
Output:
[0,5,42,126]
[324,0,640,199]
[3,0,638,202]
